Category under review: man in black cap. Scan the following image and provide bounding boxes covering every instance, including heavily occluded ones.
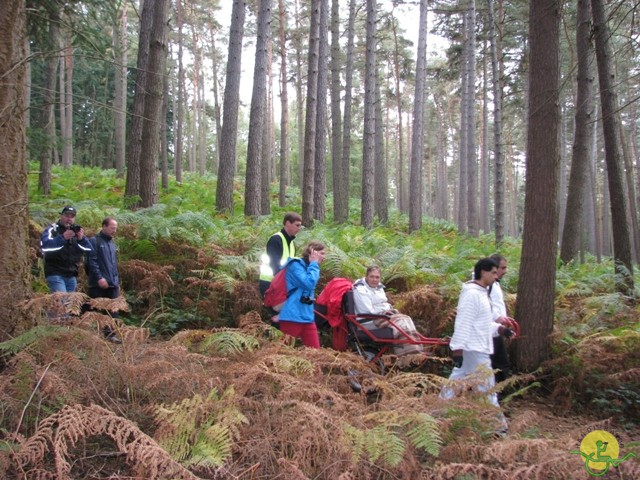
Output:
[40,206,93,292]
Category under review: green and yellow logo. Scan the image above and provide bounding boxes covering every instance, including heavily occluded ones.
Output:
[570,430,636,476]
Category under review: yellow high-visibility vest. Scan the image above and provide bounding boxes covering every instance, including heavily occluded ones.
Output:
[259,232,295,282]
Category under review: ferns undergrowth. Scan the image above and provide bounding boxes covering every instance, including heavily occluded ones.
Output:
[4,164,637,478]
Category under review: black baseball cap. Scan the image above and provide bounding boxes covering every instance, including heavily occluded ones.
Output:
[61,206,76,215]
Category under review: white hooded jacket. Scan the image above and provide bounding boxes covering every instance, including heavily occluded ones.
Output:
[450,281,501,354]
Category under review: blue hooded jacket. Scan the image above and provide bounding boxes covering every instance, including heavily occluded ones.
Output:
[278,258,320,324]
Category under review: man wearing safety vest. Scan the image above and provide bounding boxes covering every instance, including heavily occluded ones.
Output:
[259,212,302,297]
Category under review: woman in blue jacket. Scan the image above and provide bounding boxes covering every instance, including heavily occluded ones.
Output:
[278,241,326,348]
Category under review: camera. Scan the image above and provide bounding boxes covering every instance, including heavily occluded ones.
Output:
[300,296,314,305]
[69,224,82,233]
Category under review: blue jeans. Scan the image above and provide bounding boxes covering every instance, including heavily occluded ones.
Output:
[46,275,77,293]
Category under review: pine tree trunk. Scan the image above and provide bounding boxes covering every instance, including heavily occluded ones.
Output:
[409,0,428,232]
[176,0,185,183]
[114,6,127,178]
[391,17,406,214]
[294,0,305,188]
[591,0,634,294]
[465,0,478,237]
[480,39,490,234]
[330,0,344,221]
[313,0,328,223]
[244,0,272,217]
[301,0,321,226]
[37,8,60,195]
[0,0,32,340]
[125,0,154,206]
[561,0,595,264]
[138,0,169,208]
[62,39,73,167]
[374,76,388,224]
[515,0,561,372]
[339,0,356,223]
[487,0,505,244]
[161,63,169,190]
[278,0,289,207]
[360,0,376,228]
[209,28,221,175]
[457,10,469,232]
[216,0,245,213]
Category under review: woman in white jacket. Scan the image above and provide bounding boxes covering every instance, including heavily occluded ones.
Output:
[440,258,515,434]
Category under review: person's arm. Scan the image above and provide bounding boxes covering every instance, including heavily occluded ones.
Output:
[40,225,68,258]
[287,259,320,293]
[266,234,284,275]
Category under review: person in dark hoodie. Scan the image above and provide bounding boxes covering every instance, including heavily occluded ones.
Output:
[40,206,93,293]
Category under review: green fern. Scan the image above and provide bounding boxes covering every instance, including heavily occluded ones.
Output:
[215,255,257,281]
[342,424,366,463]
[187,424,232,467]
[272,355,315,376]
[156,387,248,467]
[203,330,260,354]
[403,413,442,456]
[366,425,406,467]
[0,325,65,357]
[117,239,160,262]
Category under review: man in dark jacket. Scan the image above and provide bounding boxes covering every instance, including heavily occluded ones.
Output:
[86,217,122,343]
[41,206,93,293]
[258,212,302,297]
[87,217,120,300]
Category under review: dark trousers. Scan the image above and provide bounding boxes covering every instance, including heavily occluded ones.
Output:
[491,335,511,383]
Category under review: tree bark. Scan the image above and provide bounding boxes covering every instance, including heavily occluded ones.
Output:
[339,0,356,223]
[124,0,154,206]
[591,0,634,294]
[560,0,595,264]
[465,0,478,237]
[330,0,344,221]
[0,0,32,341]
[457,10,469,232]
[216,0,246,213]
[301,0,321,226]
[175,0,185,183]
[161,60,169,190]
[374,74,388,224]
[409,0,429,232]
[480,37,490,234]
[113,5,127,177]
[391,16,406,214]
[515,0,562,372]
[360,0,376,228]
[37,7,60,195]
[138,0,169,208]
[313,0,328,223]
[244,0,272,217]
[278,0,289,207]
[61,37,73,167]
[487,0,505,244]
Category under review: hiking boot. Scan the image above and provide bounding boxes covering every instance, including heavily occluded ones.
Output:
[103,326,122,344]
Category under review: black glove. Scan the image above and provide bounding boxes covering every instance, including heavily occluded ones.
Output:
[452,355,463,368]
[502,327,514,338]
